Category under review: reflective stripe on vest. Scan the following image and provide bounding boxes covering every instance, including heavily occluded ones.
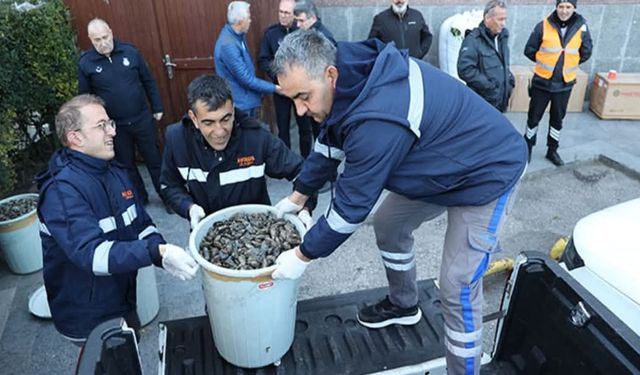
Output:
[534,17,582,82]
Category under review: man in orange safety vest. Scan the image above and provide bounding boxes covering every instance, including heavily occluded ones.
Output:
[523,0,592,166]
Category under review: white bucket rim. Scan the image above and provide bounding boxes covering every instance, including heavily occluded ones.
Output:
[0,193,39,226]
[28,284,52,319]
[189,204,306,278]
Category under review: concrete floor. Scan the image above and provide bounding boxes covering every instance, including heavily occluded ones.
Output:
[1,106,639,374]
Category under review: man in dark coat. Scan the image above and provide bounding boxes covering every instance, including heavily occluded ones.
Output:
[78,18,167,210]
[368,0,432,59]
[259,0,312,157]
[293,0,337,140]
[458,0,514,112]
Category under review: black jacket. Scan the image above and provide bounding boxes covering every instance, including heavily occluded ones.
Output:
[78,40,163,125]
[368,7,432,59]
[458,22,514,112]
[258,23,298,82]
[161,110,310,218]
[311,19,337,45]
[524,12,593,92]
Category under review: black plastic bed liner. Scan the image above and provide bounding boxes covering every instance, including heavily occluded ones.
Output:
[160,279,446,375]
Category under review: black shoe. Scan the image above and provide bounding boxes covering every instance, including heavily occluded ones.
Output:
[163,201,174,214]
[357,296,422,329]
[545,149,564,166]
[141,196,149,206]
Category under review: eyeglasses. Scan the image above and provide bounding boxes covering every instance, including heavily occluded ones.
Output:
[94,119,116,133]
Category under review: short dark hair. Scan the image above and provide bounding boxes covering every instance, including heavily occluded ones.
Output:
[187,74,233,112]
[294,0,318,18]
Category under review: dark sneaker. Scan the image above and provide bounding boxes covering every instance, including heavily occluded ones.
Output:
[163,201,174,214]
[357,296,422,329]
[545,149,564,166]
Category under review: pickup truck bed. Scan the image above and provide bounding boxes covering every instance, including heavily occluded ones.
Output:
[78,253,640,375]
[159,279,446,375]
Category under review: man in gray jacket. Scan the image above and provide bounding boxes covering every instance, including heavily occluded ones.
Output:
[457,1,514,112]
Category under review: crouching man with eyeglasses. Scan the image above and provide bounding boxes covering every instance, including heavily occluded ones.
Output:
[36,94,198,347]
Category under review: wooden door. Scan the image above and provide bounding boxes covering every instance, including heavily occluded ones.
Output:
[64,0,279,134]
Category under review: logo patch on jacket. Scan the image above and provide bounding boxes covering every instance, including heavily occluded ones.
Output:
[121,190,134,200]
[96,66,103,73]
[237,155,256,167]
[123,57,130,66]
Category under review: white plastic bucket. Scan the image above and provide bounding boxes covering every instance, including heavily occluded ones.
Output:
[136,265,159,326]
[438,10,483,81]
[0,193,43,274]
[189,204,305,368]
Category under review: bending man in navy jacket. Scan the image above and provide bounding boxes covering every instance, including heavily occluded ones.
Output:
[79,18,167,210]
[271,30,527,375]
[37,95,197,346]
[160,74,313,230]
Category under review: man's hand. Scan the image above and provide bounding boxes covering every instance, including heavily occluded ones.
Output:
[160,244,198,280]
[153,112,163,121]
[189,204,206,230]
[272,247,310,279]
[297,209,313,229]
[274,197,303,218]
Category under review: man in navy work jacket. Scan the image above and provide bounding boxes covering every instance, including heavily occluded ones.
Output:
[78,18,167,210]
[259,0,312,158]
[160,74,313,230]
[214,1,279,118]
[37,95,197,346]
[270,30,527,375]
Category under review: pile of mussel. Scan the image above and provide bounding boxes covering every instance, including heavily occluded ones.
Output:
[198,212,301,270]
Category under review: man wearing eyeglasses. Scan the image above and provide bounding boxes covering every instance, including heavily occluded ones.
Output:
[78,18,168,211]
[259,0,313,158]
[293,0,336,141]
[36,94,198,347]
[160,74,313,230]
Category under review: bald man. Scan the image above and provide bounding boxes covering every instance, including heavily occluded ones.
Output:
[78,18,170,212]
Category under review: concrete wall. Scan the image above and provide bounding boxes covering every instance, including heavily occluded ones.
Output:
[315,1,640,88]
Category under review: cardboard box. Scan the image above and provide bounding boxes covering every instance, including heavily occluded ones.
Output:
[507,65,588,112]
[590,73,640,120]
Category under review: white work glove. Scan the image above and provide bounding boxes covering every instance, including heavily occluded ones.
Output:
[272,248,310,279]
[274,197,303,218]
[161,244,199,280]
[297,210,313,229]
[189,204,205,230]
